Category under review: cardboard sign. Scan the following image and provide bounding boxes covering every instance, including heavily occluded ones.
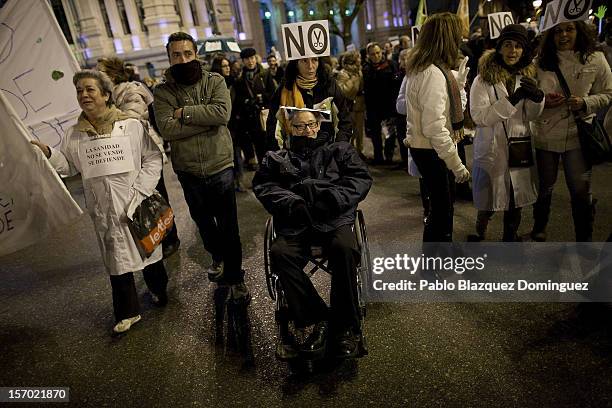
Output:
[282,20,330,61]
[411,25,422,45]
[540,0,592,32]
[488,12,515,39]
[79,137,135,180]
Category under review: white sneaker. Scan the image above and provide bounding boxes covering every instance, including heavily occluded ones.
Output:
[113,315,142,333]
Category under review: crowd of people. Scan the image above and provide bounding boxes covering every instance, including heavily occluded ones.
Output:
[30,15,612,358]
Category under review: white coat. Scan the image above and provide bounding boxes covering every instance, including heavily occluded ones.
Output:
[469,51,544,211]
[49,115,163,275]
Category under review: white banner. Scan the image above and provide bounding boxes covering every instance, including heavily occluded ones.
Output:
[80,137,135,180]
[488,12,515,39]
[0,0,81,150]
[0,91,83,257]
[540,0,592,32]
[282,20,330,61]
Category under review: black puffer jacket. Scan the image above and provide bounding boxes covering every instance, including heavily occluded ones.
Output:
[265,77,353,151]
[253,133,372,236]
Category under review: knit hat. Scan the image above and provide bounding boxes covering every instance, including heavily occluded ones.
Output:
[240,47,257,59]
[496,24,528,51]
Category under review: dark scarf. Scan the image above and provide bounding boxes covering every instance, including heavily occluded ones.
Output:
[434,64,464,143]
[170,60,202,85]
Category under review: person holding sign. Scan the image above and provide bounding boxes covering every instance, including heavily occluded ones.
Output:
[531,21,612,242]
[253,108,371,359]
[468,24,544,242]
[31,70,167,334]
[404,12,470,244]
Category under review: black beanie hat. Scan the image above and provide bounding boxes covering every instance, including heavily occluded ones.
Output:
[240,47,257,59]
[496,24,528,51]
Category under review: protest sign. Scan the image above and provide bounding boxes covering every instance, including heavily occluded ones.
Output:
[0,91,82,257]
[540,0,592,32]
[0,0,81,149]
[488,12,514,39]
[79,137,135,180]
[282,20,330,61]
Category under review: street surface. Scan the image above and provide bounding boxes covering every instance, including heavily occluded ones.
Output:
[2,144,612,407]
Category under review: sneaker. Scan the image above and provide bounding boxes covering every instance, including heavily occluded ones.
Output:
[112,315,141,333]
[207,261,224,282]
[228,282,251,306]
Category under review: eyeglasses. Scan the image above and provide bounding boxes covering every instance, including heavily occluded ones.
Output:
[292,121,319,132]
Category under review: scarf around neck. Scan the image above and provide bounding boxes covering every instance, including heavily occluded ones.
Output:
[75,105,131,136]
[434,64,464,143]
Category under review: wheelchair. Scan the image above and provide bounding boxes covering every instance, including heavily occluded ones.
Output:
[263,209,371,365]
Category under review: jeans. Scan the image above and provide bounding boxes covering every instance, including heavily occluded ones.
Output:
[366,116,398,161]
[176,168,244,283]
[533,148,593,241]
[410,148,456,242]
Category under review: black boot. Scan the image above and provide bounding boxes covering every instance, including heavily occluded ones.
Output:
[531,195,552,241]
[572,199,594,242]
[301,321,328,357]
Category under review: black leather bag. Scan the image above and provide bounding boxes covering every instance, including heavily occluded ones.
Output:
[554,68,612,166]
[507,136,534,168]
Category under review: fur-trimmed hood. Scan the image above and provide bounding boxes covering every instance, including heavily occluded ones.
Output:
[477,49,536,86]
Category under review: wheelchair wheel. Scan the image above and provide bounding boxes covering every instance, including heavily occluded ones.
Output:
[264,217,277,300]
[355,210,371,317]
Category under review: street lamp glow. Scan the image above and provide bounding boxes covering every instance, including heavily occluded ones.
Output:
[287,10,294,17]
[264,11,271,19]
[329,10,334,15]
[309,9,314,16]
[533,0,542,7]
[345,9,350,16]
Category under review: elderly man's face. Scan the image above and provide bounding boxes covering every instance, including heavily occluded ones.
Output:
[291,111,319,138]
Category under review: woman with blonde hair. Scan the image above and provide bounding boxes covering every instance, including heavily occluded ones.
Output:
[404,12,470,243]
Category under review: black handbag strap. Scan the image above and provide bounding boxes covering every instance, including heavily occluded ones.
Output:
[553,67,581,122]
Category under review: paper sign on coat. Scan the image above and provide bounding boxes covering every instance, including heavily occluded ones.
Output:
[79,137,135,180]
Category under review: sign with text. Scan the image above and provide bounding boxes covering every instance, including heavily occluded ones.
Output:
[0,0,81,149]
[79,137,135,180]
[282,20,330,61]
[540,0,592,32]
[488,12,514,39]
[411,25,422,45]
[0,91,82,257]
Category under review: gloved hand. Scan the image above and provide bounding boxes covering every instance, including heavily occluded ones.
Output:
[508,87,528,106]
[454,56,470,88]
[452,164,471,184]
[519,77,544,103]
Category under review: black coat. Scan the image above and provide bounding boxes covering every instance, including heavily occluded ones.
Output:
[265,76,353,151]
[362,60,402,120]
[233,65,268,131]
[252,134,372,236]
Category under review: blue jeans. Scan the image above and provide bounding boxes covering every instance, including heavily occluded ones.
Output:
[533,148,593,241]
[176,168,243,283]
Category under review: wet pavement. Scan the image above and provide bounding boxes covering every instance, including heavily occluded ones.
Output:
[2,148,612,407]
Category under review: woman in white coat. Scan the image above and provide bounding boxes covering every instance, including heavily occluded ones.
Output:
[404,12,470,243]
[531,21,612,242]
[32,70,166,334]
[469,24,545,241]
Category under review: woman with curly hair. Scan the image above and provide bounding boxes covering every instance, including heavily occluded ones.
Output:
[531,21,612,242]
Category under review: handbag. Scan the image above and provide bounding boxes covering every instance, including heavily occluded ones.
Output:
[554,67,612,166]
[493,86,534,168]
[127,191,174,259]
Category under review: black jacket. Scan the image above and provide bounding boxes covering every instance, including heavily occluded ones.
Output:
[265,76,353,151]
[252,134,372,236]
[232,65,268,131]
[362,59,402,120]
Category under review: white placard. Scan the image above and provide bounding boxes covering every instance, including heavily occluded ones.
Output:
[227,41,241,52]
[282,20,330,61]
[0,0,81,150]
[488,12,515,39]
[411,25,422,45]
[79,137,135,180]
[205,41,222,52]
[540,0,592,32]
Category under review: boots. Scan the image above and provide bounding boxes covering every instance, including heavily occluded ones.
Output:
[467,211,491,242]
[531,194,552,242]
[502,207,522,242]
[572,198,595,242]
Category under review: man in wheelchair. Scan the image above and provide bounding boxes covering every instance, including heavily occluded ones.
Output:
[252,107,372,359]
